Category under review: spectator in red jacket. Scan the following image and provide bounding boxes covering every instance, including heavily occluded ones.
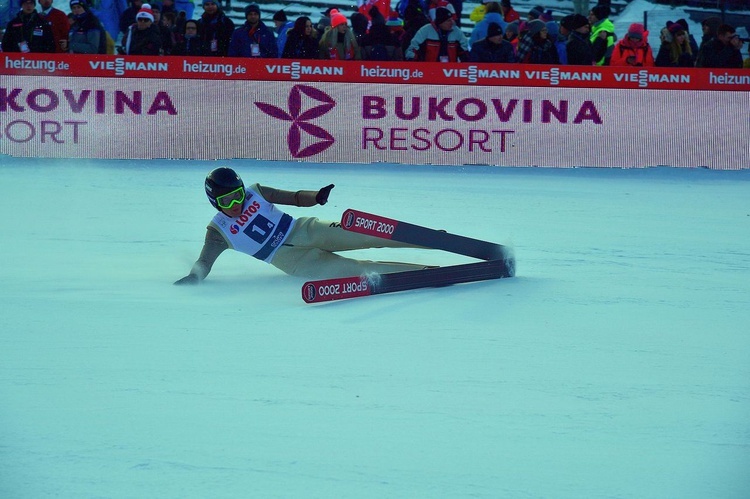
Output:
[38,0,70,52]
[500,0,520,23]
[610,23,654,67]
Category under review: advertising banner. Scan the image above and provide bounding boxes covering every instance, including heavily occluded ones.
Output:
[3,53,750,91]
[1,54,748,169]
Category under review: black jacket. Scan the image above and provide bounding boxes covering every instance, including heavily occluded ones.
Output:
[197,11,234,57]
[654,42,695,67]
[696,39,742,68]
[2,11,56,53]
[124,24,162,55]
[172,35,203,56]
[566,31,593,66]
[469,38,516,63]
[282,29,319,59]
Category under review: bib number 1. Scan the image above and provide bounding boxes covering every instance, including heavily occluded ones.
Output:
[243,214,275,243]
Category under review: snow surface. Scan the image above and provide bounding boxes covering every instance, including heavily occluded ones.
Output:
[1,157,749,498]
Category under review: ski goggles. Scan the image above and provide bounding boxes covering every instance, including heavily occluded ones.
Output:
[216,186,245,209]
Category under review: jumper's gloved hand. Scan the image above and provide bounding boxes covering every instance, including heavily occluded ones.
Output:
[174,274,199,285]
[316,184,335,205]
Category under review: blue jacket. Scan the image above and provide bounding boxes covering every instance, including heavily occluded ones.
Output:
[91,0,127,40]
[275,20,294,57]
[228,20,277,58]
[0,0,12,29]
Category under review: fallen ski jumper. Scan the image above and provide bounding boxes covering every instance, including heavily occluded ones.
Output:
[174,167,515,298]
[175,167,434,285]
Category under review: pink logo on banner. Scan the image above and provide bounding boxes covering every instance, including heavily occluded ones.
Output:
[255,85,336,158]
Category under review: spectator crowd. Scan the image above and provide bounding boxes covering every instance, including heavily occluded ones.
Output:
[1,0,748,68]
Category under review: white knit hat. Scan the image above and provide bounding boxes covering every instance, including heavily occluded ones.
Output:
[136,3,155,22]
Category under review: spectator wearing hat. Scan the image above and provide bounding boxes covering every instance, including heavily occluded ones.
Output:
[504,20,519,55]
[282,16,318,59]
[318,8,361,60]
[69,0,107,53]
[500,0,519,23]
[427,0,455,25]
[561,13,592,65]
[171,18,202,55]
[516,18,557,64]
[2,0,55,52]
[527,5,543,21]
[228,3,276,58]
[588,3,614,65]
[469,0,506,47]
[655,21,694,67]
[385,14,405,47]
[696,16,720,65]
[38,0,70,52]
[469,21,515,63]
[315,7,332,38]
[545,20,567,63]
[610,23,654,67]
[197,0,233,56]
[405,6,468,62]
[696,24,743,68]
[122,2,162,54]
[272,9,294,56]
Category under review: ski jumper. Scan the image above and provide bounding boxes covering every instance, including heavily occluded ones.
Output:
[187,183,426,280]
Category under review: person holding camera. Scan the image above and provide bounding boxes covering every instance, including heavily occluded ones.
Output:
[610,23,654,67]
[696,24,743,68]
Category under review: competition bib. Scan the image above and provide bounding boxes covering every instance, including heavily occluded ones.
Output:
[210,187,294,262]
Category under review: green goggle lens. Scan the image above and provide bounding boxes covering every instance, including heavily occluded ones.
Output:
[216,186,245,209]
